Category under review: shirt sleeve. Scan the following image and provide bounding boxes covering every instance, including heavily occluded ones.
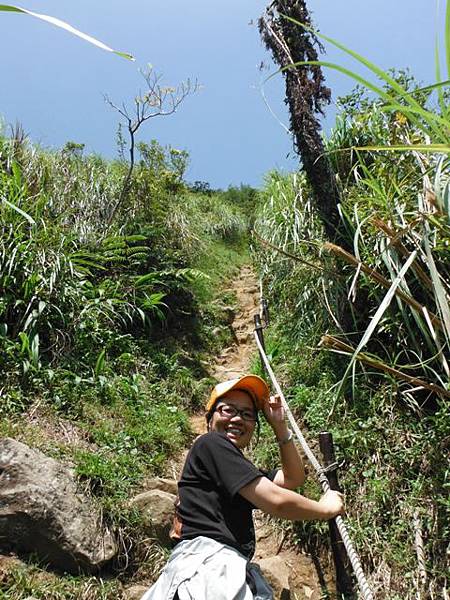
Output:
[194,432,265,499]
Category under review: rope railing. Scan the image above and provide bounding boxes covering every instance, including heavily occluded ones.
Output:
[253,329,375,600]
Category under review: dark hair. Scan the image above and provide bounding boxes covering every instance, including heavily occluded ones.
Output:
[205,391,261,445]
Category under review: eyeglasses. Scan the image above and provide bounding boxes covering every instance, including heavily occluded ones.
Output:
[215,403,257,422]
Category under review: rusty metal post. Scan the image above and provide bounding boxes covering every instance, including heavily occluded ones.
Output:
[319,432,355,598]
[254,314,266,373]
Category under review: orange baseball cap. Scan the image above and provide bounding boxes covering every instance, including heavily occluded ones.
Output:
[206,375,270,412]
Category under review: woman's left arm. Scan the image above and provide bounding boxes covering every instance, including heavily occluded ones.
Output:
[263,394,305,490]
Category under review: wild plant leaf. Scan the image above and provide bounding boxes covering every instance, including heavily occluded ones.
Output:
[1,196,35,224]
[30,333,39,368]
[139,292,168,321]
[134,273,164,287]
[139,291,167,309]
[161,267,210,283]
[18,331,29,354]
[94,349,106,378]
[423,231,450,348]
[434,34,448,118]
[434,156,450,219]
[332,250,418,409]
[281,14,450,143]
[396,79,450,95]
[70,251,107,272]
[0,5,134,60]
[279,59,448,141]
[352,144,450,154]
[285,16,438,119]
[136,307,146,326]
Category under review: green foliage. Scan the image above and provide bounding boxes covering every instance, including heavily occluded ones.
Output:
[219,184,259,222]
[73,394,188,505]
[0,123,251,597]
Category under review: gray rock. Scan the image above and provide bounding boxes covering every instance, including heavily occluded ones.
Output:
[129,489,176,546]
[257,555,291,600]
[0,438,117,573]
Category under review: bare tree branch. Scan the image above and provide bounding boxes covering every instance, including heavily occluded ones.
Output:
[105,67,198,228]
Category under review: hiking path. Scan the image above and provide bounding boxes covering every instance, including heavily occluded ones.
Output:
[188,265,335,600]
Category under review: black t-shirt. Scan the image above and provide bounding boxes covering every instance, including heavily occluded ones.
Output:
[171,431,276,559]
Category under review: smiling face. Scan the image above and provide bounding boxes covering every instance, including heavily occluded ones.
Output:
[209,389,257,449]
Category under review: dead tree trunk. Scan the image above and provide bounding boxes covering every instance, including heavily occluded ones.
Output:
[259,1,349,250]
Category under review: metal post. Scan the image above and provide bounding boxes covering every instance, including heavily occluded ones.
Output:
[253,314,266,373]
[319,432,354,598]
[261,297,270,327]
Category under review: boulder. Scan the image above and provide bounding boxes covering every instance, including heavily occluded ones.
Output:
[129,489,176,546]
[257,555,291,600]
[0,438,117,573]
[141,477,178,496]
[123,584,150,600]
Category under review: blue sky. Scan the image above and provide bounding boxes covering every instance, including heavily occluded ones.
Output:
[0,1,445,188]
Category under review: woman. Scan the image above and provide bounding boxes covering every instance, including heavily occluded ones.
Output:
[142,374,344,600]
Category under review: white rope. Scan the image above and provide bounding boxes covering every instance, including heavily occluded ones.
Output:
[253,330,375,600]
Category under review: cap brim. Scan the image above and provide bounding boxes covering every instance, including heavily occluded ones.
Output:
[206,375,269,411]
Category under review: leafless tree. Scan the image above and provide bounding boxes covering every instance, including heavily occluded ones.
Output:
[104,67,197,226]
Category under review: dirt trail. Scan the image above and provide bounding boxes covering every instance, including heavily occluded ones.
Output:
[189,265,335,600]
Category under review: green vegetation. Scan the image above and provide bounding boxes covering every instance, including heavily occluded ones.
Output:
[0,557,123,600]
[252,71,449,598]
[0,129,252,596]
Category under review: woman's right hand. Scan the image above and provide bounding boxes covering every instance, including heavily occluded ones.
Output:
[318,489,344,519]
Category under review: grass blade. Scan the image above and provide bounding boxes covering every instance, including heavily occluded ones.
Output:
[330,250,418,413]
[284,17,429,115]
[322,335,450,399]
[281,59,448,140]
[94,349,106,378]
[352,144,450,154]
[0,5,134,60]
[1,195,35,224]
